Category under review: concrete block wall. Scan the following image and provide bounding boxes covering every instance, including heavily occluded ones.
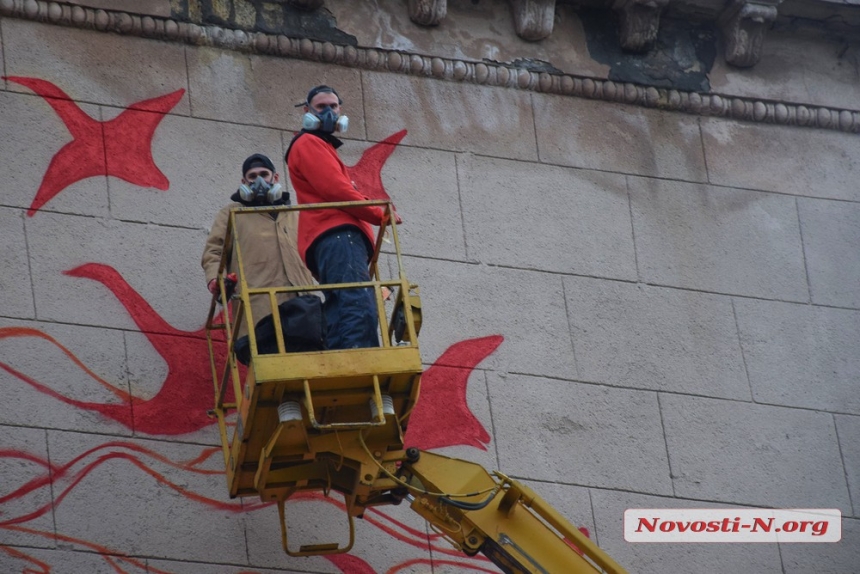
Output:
[0,9,858,574]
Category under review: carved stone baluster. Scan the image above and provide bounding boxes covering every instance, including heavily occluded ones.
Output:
[719,0,782,67]
[409,0,447,26]
[509,0,556,41]
[611,0,669,53]
[285,0,325,10]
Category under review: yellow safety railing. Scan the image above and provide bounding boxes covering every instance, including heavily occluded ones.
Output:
[204,200,421,489]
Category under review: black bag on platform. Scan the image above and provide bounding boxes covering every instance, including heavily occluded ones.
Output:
[234,294,324,365]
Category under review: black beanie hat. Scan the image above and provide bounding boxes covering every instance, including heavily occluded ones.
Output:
[241,153,275,177]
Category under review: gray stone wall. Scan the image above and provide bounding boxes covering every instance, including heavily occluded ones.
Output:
[0,3,858,573]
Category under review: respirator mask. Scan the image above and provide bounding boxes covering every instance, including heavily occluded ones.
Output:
[238,176,283,204]
[302,105,349,134]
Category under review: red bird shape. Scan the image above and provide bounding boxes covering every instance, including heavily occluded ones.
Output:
[404,335,503,451]
[3,76,184,216]
[0,263,225,435]
[345,129,407,201]
[62,263,226,434]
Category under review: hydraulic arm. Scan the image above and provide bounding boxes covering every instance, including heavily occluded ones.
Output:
[400,449,627,574]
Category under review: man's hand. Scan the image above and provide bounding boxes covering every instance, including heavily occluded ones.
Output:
[208,274,238,300]
[382,211,403,226]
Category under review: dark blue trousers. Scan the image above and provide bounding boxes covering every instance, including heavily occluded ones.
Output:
[311,228,379,350]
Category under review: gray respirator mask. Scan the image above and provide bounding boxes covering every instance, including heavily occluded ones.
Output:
[302,105,349,134]
[238,176,283,204]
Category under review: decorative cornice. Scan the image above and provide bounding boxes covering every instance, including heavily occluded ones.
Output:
[719,0,783,68]
[1,0,857,135]
[408,0,447,27]
[509,0,556,41]
[611,0,670,53]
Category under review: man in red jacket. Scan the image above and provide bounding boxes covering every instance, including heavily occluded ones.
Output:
[286,85,401,349]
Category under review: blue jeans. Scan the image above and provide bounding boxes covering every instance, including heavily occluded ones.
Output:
[311,228,379,350]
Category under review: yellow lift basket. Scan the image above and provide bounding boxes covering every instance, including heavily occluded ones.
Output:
[205,200,421,556]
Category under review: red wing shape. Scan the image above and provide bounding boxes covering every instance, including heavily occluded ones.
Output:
[404,336,503,451]
[62,263,227,435]
[346,129,407,200]
[3,76,183,215]
[0,264,225,435]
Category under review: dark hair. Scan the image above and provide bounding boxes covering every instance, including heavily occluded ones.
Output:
[296,85,342,107]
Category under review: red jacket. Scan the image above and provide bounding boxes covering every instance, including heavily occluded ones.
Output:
[287,132,385,270]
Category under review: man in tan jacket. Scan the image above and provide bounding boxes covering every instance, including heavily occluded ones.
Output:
[202,153,315,339]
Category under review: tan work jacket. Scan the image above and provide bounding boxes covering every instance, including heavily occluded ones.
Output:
[202,203,316,338]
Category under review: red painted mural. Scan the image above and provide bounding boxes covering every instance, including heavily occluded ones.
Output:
[3,76,183,216]
[347,129,408,201]
[1,263,228,435]
[404,335,500,451]
[0,264,500,444]
[0,311,507,573]
[0,79,589,573]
